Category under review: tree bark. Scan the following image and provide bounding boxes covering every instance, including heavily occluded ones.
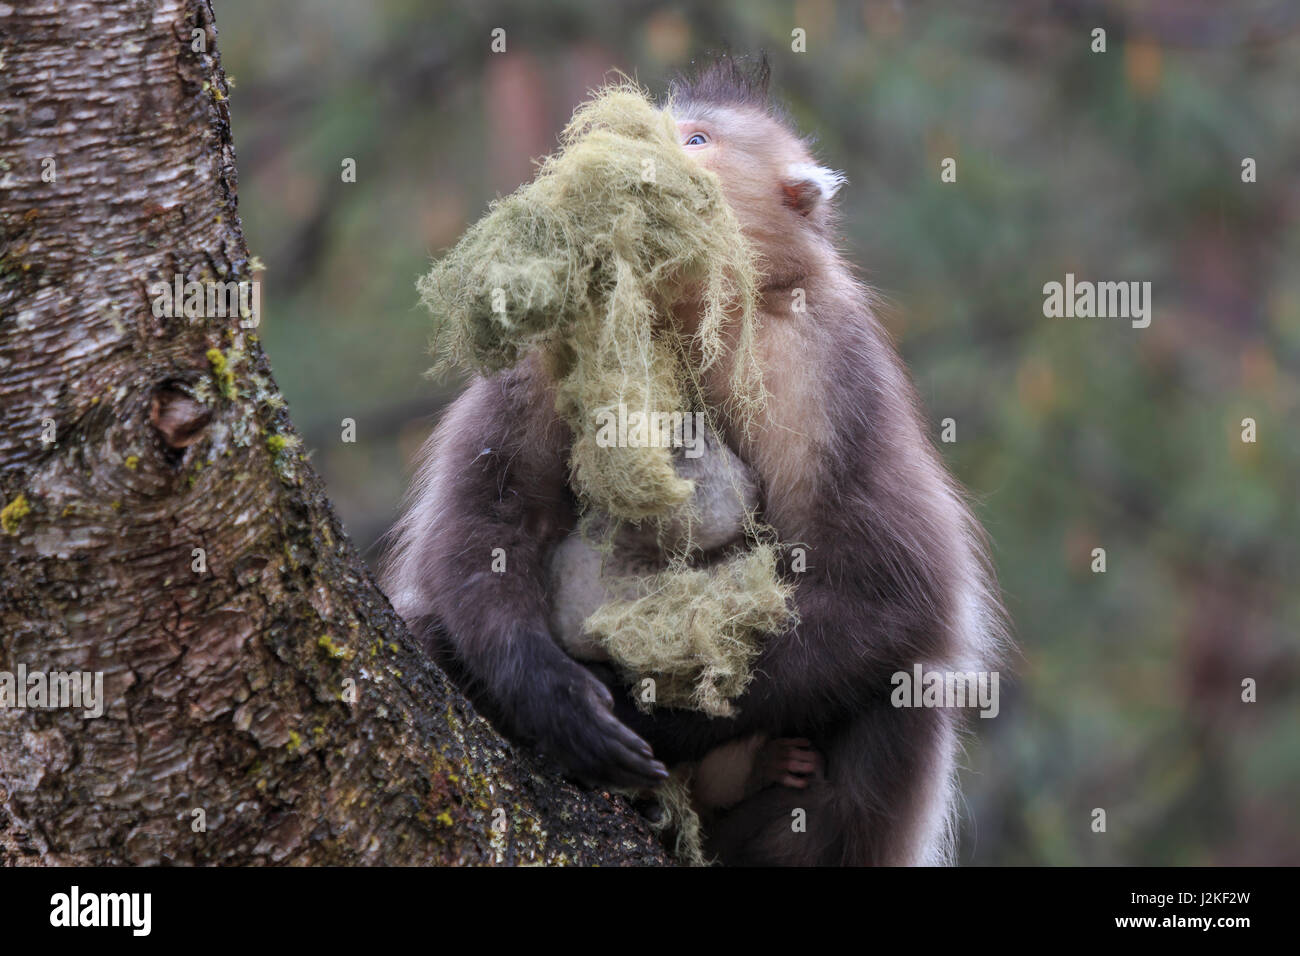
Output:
[0,0,667,866]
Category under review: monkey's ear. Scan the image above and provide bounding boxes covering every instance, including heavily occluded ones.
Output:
[781,162,846,216]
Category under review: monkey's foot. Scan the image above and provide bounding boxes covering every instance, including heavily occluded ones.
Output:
[756,737,824,790]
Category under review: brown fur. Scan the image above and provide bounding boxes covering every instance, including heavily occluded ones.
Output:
[381,58,1007,863]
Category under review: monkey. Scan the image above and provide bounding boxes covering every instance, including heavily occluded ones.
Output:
[381,57,1006,865]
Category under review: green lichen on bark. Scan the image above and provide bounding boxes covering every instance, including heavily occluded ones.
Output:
[1,494,30,534]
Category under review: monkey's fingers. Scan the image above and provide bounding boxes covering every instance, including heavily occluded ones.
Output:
[784,753,819,775]
[564,722,666,790]
[771,739,824,779]
[769,737,815,755]
[800,748,826,780]
[578,681,669,788]
[586,678,657,761]
[536,666,667,790]
[597,708,669,783]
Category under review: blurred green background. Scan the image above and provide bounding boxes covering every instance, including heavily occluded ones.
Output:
[214,0,1300,864]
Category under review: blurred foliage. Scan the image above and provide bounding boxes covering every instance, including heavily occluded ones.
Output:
[215,0,1300,864]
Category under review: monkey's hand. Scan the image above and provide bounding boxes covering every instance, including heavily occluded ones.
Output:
[749,737,823,793]
[601,686,742,766]
[523,652,669,790]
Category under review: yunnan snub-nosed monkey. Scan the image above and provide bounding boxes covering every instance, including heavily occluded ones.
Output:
[382,56,1007,865]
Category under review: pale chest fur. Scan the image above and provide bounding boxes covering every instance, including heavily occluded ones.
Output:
[696,306,833,541]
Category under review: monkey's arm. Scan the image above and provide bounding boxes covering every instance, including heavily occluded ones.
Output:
[382,357,668,789]
[611,496,962,764]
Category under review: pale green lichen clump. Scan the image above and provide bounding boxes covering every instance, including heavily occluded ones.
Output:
[419,82,767,520]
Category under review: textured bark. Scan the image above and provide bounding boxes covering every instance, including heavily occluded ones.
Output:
[0,0,667,866]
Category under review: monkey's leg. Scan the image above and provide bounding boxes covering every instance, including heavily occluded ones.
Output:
[705,702,959,866]
[698,737,828,865]
[703,780,836,866]
[691,734,768,812]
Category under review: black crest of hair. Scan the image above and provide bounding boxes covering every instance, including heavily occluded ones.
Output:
[668,51,774,112]
[668,52,802,137]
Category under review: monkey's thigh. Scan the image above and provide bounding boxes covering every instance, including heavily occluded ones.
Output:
[703,780,835,866]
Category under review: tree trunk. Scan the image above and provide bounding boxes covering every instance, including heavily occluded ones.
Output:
[0,0,667,866]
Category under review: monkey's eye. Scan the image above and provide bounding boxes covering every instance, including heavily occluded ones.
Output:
[684,132,709,147]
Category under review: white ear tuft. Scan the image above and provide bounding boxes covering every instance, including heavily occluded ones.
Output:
[786,162,846,202]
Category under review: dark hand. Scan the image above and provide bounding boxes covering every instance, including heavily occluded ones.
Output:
[524,658,669,790]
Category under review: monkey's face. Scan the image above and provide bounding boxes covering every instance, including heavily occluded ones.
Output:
[671,105,845,286]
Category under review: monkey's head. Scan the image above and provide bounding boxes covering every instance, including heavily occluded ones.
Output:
[667,56,845,290]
